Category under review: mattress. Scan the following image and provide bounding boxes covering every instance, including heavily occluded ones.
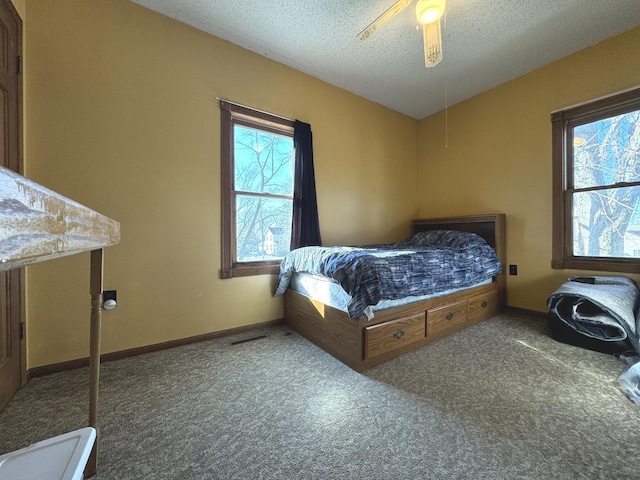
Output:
[275,230,502,319]
[289,272,492,320]
[546,276,640,354]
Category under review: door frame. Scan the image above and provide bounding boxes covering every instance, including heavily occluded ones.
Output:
[1,0,26,409]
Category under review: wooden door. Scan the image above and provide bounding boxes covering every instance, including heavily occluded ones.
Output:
[0,0,23,411]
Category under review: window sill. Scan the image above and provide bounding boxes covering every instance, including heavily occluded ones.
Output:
[552,257,640,274]
[220,262,280,278]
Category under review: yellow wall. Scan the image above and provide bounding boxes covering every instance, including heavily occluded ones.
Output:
[22,0,640,367]
[23,0,418,367]
[418,26,640,312]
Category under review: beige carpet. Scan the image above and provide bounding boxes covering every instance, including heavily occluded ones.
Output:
[0,311,638,479]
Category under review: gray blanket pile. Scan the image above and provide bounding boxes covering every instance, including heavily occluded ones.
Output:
[547,276,640,352]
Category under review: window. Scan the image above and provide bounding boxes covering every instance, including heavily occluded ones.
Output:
[552,87,640,272]
[220,101,295,278]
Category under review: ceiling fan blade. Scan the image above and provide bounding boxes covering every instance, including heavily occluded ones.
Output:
[422,19,443,67]
[357,0,413,43]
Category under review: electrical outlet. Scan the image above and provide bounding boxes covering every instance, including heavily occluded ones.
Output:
[509,265,518,276]
[103,290,117,302]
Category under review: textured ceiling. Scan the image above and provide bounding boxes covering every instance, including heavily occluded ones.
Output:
[130,0,640,119]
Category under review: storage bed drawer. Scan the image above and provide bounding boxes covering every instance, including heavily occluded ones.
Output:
[468,291,498,324]
[365,314,425,359]
[426,300,467,339]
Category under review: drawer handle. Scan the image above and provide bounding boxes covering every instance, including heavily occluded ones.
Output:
[481,301,488,308]
[445,312,454,321]
[393,329,405,340]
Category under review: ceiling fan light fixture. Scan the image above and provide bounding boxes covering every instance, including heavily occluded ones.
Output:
[357,0,446,68]
[416,0,445,24]
[423,20,443,67]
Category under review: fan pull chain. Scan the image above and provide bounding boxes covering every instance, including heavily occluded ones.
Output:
[445,65,448,148]
[443,10,448,148]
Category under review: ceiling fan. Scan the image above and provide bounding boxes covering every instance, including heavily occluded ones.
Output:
[357,0,446,68]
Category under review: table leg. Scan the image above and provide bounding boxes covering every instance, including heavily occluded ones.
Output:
[85,249,103,478]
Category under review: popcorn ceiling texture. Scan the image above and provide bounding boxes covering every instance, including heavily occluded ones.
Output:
[130,0,640,119]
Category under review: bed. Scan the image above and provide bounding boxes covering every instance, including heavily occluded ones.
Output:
[278,214,506,371]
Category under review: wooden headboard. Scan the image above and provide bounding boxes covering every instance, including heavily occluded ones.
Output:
[412,213,507,306]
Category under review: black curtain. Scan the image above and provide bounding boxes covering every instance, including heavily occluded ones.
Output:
[291,120,322,249]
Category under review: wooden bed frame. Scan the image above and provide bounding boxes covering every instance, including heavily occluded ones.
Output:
[283,214,506,372]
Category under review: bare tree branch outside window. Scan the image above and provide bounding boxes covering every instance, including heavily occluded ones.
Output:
[233,125,293,261]
[572,110,640,258]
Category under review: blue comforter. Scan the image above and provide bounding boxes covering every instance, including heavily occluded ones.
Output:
[274,230,502,319]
